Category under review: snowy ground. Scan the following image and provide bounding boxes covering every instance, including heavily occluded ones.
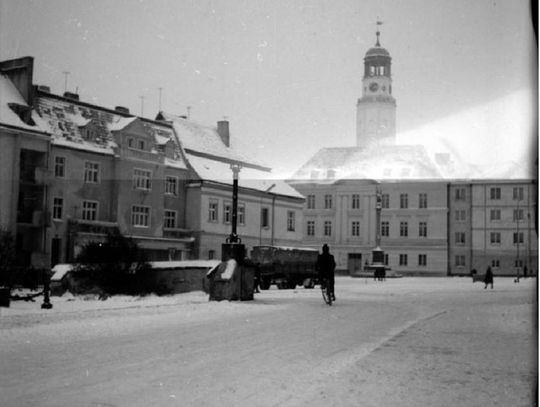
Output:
[0,277,537,407]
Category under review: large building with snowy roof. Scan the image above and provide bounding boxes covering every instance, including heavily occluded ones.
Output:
[0,56,305,270]
[288,28,537,276]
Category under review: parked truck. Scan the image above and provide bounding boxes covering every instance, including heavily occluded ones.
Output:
[250,245,319,290]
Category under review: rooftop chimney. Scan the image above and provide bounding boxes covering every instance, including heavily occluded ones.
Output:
[217,120,230,147]
[115,106,130,115]
[63,91,79,100]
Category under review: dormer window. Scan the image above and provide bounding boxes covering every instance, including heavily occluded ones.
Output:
[138,140,145,150]
[8,103,35,126]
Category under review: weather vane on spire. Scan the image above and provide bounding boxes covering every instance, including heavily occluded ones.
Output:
[376,18,383,46]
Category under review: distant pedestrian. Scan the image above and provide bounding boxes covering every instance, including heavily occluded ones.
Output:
[316,244,336,301]
[484,266,494,289]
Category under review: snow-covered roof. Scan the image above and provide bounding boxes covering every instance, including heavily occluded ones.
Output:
[34,95,186,170]
[187,154,304,199]
[0,74,49,133]
[158,112,269,170]
[291,144,442,181]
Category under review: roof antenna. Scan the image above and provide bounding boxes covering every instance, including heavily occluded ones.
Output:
[62,71,70,92]
[140,95,145,116]
[376,19,383,46]
[158,87,163,111]
[187,106,192,119]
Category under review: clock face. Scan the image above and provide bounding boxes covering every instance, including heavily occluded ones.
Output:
[369,82,379,92]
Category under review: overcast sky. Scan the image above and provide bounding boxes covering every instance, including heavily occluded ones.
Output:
[0,0,536,177]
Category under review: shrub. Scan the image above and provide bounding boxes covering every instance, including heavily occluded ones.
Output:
[73,230,151,295]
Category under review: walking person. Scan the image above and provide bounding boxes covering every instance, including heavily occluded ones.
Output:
[316,244,336,301]
[484,265,494,289]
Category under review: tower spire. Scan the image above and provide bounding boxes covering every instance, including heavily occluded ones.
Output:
[376,19,383,46]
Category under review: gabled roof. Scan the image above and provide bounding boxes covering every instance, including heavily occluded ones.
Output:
[291,144,442,181]
[158,112,270,171]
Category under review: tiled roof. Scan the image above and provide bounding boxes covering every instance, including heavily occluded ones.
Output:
[34,94,186,169]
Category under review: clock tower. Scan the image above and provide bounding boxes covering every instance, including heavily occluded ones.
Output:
[356,25,396,148]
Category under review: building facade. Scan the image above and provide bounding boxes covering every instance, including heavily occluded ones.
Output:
[0,56,304,270]
[448,180,538,276]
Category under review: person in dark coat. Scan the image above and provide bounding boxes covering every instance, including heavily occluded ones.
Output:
[484,266,494,289]
[316,244,336,300]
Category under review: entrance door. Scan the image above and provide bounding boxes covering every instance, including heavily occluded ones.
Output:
[348,253,362,275]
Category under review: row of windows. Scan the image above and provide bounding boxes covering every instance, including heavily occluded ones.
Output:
[454,186,525,201]
[454,256,525,268]
[52,197,178,228]
[454,208,528,222]
[453,231,525,245]
[306,193,429,210]
[305,220,429,238]
[375,253,428,267]
[54,158,179,195]
[208,200,297,232]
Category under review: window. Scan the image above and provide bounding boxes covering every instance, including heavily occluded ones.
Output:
[324,194,333,209]
[384,254,389,265]
[307,195,315,209]
[238,204,245,225]
[54,157,65,178]
[307,220,315,236]
[419,222,427,238]
[418,193,427,209]
[513,209,524,222]
[84,161,99,183]
[223,202,231,224]
[132,205,150,227]
[261,207,269,228]
[133,169,152,190]
[164,210,177,229]
[400,193,408,209]
[399,254,408,266]
[208,250,215,260]
[82,200,98,221]
[513,187,524,200]
[455,209,466,222]
[455,188,465,201]
[455,232,466,245]
[490,187,501,200]
[52,197,63,220]
[490,232,501,244]
[287,211,295,231]
[351,221,360,237]
[351,194,360,209]
[208,200,218,222]
[491,259,500,268]
[138,140,145,150]
[490,209,501,221]
[324,221,332,236]
[418,254,427,266]
[165,176,178,196]
[128,138,134,148]
[381,194,389,209]
[455,255,466,267]
[381,221,389,237]
[399,221,408,237]
[515,259,524,268]
[513,232,524,244]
